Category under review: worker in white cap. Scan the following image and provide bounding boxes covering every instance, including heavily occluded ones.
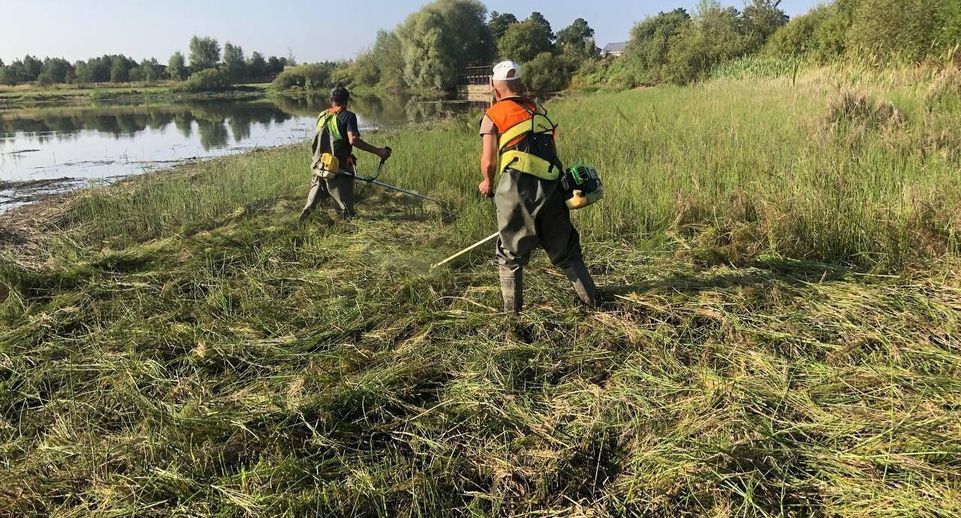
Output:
[478,60,599,313]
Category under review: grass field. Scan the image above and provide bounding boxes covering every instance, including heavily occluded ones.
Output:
[2,64,961,515]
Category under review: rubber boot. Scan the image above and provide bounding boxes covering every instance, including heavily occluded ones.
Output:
[564,260,599,308]
[499,266,524,314]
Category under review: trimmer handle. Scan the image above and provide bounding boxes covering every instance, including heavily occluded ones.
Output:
[369,147,392,181]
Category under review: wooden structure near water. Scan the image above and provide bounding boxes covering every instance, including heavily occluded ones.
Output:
[457,65,493,101]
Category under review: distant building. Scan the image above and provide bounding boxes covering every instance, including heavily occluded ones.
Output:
[602,42,628,57]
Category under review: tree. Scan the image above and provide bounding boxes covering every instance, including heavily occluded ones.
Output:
[489,11,518,41]
[0,60,6,85]
[625,9,692,83]
[763,5,830,58]
[528,12,556,43]
[189,36,221,72]
[557,18,596,60]
[742,0,789,52]
[39,58,72,85]
[247,52,269,81]
[21,55,42,82]
[110,58,129,83]
[812,0,861,61]
[525,52,580,92]
[498,19,554,63]
[371,30,405,90]
[168,52,188,80]
[398,0,494,89]
[223,42,247,81]
[138,58,164,82]
[346,30,406,90]
[74,57,110,83]
[267,56,288,77]
[664,1,750,84]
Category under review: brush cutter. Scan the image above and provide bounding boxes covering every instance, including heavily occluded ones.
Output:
[346,148,441,204]
[431,163,604,270]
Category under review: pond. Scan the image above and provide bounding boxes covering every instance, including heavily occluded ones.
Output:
[0,93,486,212]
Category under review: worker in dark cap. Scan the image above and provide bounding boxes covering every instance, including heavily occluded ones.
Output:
[300,85,392,220]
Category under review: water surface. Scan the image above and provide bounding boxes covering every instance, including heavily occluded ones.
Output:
[0,93,483,212]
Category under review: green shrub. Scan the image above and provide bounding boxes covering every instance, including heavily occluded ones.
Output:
[846,0,942,62]
[664,3,752,84]
[177,68,233,93]
[624,8,693,85]
[941,0,961,49]
[811,0,861,61]
[763,5,832,58]
[525,52,580,93]
[271,63,337,91]
[571,57,642,90]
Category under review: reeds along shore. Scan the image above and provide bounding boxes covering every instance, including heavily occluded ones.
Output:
[2,65,961,515]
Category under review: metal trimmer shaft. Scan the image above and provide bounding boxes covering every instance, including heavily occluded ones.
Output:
[431,232,500,270]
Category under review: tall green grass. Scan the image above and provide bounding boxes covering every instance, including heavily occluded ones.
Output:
[3,65,961,515]
[66,64,961,267]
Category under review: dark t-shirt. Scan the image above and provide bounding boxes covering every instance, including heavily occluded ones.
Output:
[319,109,360,159]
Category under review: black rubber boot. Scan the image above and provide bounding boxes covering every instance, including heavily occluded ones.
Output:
[499,266,524,314]
[564,260,600,308]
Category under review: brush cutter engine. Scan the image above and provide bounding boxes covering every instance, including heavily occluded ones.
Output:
[312,153,341,180]
[561,163,604,210]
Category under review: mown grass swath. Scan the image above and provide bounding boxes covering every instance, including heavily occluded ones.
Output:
[2,65,961,515]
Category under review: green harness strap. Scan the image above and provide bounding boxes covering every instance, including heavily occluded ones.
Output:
[315,110,343,142]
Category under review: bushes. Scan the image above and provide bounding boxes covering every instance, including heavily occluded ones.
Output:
[524,52,580,93]
[177,68,233,93]
[765,0,959,63]
[763,6,832,58]
[271,63,337,91]
[624,8,692,84]
[846,0,943,62]
[664,3,754,84]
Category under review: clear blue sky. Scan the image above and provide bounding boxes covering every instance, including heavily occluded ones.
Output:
[0,0,822,64]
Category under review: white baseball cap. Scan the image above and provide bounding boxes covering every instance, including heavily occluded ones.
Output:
[492,61,522,81]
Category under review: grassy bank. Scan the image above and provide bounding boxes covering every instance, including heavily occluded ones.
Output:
[2,66,961,515]
[0,82,270,108]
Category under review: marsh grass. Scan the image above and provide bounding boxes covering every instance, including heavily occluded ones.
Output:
[2,66,961,516]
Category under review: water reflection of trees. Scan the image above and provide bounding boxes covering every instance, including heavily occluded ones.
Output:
[0,94,488,152]
[0,100,296,151]
[273,93,486,128]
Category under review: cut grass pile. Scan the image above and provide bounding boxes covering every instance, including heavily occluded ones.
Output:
[1,66,961,515]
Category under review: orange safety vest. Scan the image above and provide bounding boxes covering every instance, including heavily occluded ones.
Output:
[486,97,562,181]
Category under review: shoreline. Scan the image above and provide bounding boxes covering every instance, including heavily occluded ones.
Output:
[0,144,299,255]
[0,83,272,109]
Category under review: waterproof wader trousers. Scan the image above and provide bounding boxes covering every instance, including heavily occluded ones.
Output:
[495,170,599,313]
[301,171,355,220]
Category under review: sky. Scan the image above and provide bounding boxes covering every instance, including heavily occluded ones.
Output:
[0,0,824,64]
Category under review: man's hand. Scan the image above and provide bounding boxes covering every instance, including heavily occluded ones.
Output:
[478,178,495,198]
[377,147,392,160]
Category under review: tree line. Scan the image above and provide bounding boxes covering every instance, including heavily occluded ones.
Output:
[5,0,957,93]
[581,0,961,88]
[326,0,598,93]
[0,36,294,87]
[326,0,960,94]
